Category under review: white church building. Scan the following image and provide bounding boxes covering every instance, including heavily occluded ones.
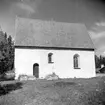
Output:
[14,17,96,79]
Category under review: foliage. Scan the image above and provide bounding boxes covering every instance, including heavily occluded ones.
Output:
[95,55,105,69]
[0,82,22,96]
[100,55,105,66]
[0,31,14,74]
[27,75,36,80]
[18,74,28,81]
[45,72,59,80]
[3,70,15,80]
[95,55,101,68]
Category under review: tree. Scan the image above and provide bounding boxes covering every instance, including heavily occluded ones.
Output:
[100,55,105,66]
[0,31,14,74]
[95,55,101,68]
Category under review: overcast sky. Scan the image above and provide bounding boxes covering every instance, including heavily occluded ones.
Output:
[0,0,105,55]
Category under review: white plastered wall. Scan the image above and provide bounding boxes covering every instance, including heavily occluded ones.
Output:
[15,48,96,79]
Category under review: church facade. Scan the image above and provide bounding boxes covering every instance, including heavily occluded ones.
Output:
[15,17,96,79]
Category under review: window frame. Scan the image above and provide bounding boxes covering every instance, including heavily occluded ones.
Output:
[48,53,54,63]
[73,54,80,69]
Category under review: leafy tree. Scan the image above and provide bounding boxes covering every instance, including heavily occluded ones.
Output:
[0,31,14,74]
[95,55,101,68]
[100,55,105,66]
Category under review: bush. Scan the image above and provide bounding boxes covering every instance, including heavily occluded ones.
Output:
[18,74,28,81]
[0,70,15,81]
[3,71,15,80]
[0,82,22,96]
[27,75,36,80]
[45,72,59,80]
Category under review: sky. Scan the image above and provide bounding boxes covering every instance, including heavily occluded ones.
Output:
[0,0,105,55]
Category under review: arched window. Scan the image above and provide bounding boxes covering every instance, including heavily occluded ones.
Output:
[73,54,80,69]
[48,53,53,63]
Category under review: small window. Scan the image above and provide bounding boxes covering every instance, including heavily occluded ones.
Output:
[48,53,53,63]
[73,54,80,69]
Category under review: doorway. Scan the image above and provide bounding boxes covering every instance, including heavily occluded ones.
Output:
[33,63,39,78]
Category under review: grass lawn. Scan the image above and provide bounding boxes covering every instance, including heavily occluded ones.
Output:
[0,77,105,105]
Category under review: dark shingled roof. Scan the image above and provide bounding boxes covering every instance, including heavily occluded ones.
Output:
[15,17,94,49]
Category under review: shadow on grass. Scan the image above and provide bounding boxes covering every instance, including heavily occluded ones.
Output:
[54,81,76,87]
[0,82,23,96]
[43,81,76,88]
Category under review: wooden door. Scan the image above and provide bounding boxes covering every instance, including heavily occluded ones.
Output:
[33,63,39,78]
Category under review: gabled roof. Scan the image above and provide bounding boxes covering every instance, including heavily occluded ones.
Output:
[15,17,94,49]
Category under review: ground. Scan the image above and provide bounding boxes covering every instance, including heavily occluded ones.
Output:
[0,76,105,105]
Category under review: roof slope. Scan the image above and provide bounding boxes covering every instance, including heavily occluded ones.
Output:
[15,17,94,49]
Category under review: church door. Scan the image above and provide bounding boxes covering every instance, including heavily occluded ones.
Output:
[33,63,39,78]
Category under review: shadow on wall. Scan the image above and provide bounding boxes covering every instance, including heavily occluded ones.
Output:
[0,82,23,96]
